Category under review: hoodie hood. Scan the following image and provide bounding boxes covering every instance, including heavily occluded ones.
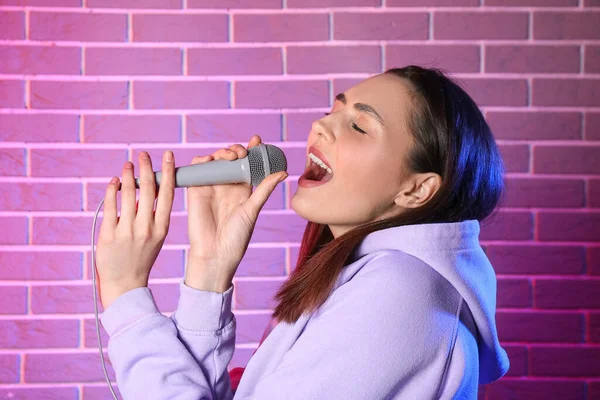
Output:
[351,219,509,384]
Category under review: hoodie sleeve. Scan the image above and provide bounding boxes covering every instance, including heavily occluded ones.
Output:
[248,253,465,400]
[100,284,235,400]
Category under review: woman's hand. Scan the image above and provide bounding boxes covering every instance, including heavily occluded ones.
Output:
[185,135,288,293]
[95,150,176,309]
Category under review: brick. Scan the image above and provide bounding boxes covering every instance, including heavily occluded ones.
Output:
[590,179,600,208]
[31,81,128,109]
[0,46,81,75]
[186,114,281,143]
[88,0,181,7]
[480,211,533,241]
[0,388,77,400]
[234,313,272,344]
[389,0,476,4]
[332,78,363,100]
[334,12,428,40]
[86,48,181,76]
[503,346,527,376]
[81,385,122,400]
[531,346,600,376]
[236,248,286,277]
[591,312,600,342]
[0,11,24,39]
[0,80,24,108]
[459,78,528,107]
[486,379,584,400]
[32,216,98,245]
[0,286,27,314]
[84,318,109,348]
[236,81,328,109]
[31,149,126,177]
[502,178,585,208]
[285,112,322,141]
[0,183,82,211]
[234,279,285,309]
[1,0,80,4]
[30,12,127,42]
[0,148,26,176]
[83,115,180,143]
[532,78,600,107]
[538,212,600,242]
[290,245,301,270]
[0,354,19,383]
[0,217,27,245]
[133,14,228,42]
[434,12,528,40]
[590,382,600,400]
[288,46,381,74]
[0,319,79,348]
[585,45,600,73]
[496,311,584,343]
[486,245,585,275]
[536,278,600,309]
[534,11,600,40]
[487,0,577,4]
[234,14,329,42]
[25,353,115,382]
[134,81,229,109]
[31,284,99,314]
[386,44,480,73]
[585,113,600,140]
[589,246,600,275]
[497,278,531,308]
[533,145,600,175]
[0,252,82,280]
[0,114,79,142]
[188,0,281,7]
[487,111,581,141]
[188,48,283,75]
[486,45,580,73]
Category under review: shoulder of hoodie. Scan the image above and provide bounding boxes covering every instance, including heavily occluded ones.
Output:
[329,249,461,316]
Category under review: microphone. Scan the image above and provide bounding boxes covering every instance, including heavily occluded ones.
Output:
[130,143,287,189]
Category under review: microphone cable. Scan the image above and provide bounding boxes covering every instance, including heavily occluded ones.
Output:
[91,198,120,400]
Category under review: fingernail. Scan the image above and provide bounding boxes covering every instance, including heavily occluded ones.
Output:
[124,161,133,169]
[164,150,173,162]
[140,152,149,160]
[110,177,119,184]
[278,173,288,183]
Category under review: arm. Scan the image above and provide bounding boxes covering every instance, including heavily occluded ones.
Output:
[101,285,235,400]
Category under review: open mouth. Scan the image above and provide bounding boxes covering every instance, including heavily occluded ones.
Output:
[302,159,334,183]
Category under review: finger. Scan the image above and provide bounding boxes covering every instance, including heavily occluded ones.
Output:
[120,161,137,225]
[244,171,288,222]
[155,150,176,230]
[101,177,120,232]
[248,135,262,148]
[229,144,247,159]
[191,155,213,165]
[136,152,157,224]
[212,148,238,161]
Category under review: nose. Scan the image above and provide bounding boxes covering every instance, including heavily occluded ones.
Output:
[311,117,334,142]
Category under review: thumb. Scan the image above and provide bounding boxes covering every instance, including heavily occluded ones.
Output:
[244,171,288,220]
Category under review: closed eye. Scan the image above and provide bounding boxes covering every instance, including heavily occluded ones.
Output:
[324,113,368,135]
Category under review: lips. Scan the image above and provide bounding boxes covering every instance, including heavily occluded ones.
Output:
[307,145,333,172]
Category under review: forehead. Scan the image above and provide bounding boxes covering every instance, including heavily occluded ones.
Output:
[344,73,413,131]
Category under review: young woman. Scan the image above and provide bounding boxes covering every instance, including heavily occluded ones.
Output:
[96,65,510,399]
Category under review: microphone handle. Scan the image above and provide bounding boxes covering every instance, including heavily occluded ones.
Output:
[134,157,252,189]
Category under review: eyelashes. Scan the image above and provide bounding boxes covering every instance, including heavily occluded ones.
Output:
[323,113,368,135]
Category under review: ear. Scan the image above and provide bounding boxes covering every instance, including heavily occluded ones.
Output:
[394,173,442,209]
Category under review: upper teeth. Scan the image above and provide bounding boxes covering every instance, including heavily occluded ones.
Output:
[309,153,333,174]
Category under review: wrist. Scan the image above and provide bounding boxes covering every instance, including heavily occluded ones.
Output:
[100,281,147,309]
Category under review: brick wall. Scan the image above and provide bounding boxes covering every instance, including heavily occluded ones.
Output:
[0,0,598,399]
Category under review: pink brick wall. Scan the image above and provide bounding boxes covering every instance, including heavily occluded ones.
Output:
[0,0,598,399]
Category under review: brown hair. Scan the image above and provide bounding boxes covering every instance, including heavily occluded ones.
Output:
[272,66,506,324]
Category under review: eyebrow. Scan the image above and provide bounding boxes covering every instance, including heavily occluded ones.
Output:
[335,92,385,126]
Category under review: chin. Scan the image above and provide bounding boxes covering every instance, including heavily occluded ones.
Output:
[290,191,330,225]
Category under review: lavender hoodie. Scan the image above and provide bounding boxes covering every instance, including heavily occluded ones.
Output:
[101,219,509,399]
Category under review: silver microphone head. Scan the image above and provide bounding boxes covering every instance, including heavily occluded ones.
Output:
[247,144,288,186]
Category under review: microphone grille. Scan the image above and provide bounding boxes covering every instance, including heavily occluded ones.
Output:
[248,144,288,186]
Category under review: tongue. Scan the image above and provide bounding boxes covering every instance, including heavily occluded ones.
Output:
[306,162,328,181]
